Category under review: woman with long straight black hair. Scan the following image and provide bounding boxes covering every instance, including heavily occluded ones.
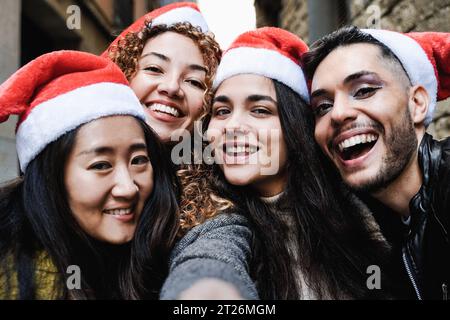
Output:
[161,28,394,300]
[0,51,179,299]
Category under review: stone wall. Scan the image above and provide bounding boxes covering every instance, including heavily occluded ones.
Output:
[278,0,309,42]
[349,0,450,32]
[428,102,450,140]
[255,0,308,41]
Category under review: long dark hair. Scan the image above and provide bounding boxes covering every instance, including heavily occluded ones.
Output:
[206,80,391,299]
[0,117,180,299]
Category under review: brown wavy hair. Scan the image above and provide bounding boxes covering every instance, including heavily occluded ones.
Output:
[176,162,234,234]
[107,21,231,236]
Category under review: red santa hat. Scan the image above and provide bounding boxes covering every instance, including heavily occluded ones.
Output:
[102,2,209,57]
[0,50,145,172]
[212,27,310,102]
[362,29,450,125]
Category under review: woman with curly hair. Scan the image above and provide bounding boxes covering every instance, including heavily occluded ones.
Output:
[104,2,229,231]
[103,2,221,143]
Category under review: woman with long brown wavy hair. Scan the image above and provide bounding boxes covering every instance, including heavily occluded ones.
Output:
[161,28,394,300]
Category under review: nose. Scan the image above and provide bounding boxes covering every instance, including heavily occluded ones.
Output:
[158,73,184,99]
[111,166,138,200]
[223,111,249,136]
[330,94,358,128]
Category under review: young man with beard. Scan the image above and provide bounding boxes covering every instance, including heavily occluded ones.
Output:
[303,26,450,300]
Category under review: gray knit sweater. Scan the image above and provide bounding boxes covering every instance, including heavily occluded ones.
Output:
[160,213,259,300]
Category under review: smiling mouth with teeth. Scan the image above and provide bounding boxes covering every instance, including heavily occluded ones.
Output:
[336,133,379,161]
[223,144,259,157]
[144,103,182,118]
[103,208,133,216]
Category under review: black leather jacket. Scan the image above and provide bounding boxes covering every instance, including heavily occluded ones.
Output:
[360,133,449,299]
[404,133,450,300]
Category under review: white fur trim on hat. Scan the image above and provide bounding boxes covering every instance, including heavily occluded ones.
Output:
[16,82,146,172]
[213,47,309,103]
[362,29,437,125]
[152,7,209,33]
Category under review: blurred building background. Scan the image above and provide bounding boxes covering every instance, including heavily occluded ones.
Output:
[0,0,449,182]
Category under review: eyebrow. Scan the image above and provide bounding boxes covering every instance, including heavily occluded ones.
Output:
[140,52,207,73]
[310,88,329,99]
[77,143,147,157]
[311,71,379,99]
[343,71,378,85]
[140,51,169,62]
[212,94,277,105]
[212,95,231,104]
[189,64,207,74]
[247,94,277,104]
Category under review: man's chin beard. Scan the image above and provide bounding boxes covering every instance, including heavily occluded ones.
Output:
[345,165,406,194]
[343,135,417,194]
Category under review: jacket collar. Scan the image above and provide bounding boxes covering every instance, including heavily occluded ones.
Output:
[409,133,442,233]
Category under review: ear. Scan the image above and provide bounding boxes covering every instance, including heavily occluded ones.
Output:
[408,85,429,125]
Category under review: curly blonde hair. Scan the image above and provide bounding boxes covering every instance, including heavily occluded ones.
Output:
[107,21,232,236]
